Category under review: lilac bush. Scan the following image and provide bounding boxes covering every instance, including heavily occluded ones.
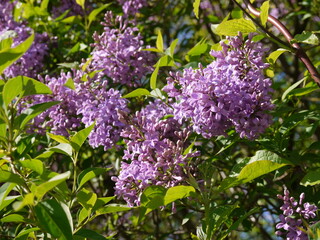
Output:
[164,33,274,140]
[276,188,318,239]
[0,0,48,79]
[112,100,199,206]
[89,11,154,87]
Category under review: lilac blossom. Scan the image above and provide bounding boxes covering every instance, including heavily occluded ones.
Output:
[163,33,274,140]
[75,81,129,150]
[89,11,154,87]
[0,0,48,79]
[112,100,199,206]
[117,0,148,16]
[276,188,318,239]
[25,67,129,150]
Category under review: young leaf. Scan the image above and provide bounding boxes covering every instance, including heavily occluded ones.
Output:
[64,78,75,90]
[70,123,95,152]
[193,0,201,19]
[260,0,270,27]
[34,171,71,200]
[76,0,85,9]
[34,199,73,240]
[215,18,256,36]
[0,33,34,74]
[156,30,164,52]
[3,76,52,107]
[163,186,195,205]
[1,214,26,223]
[47,133,70,144]
[166,38,179,57]
[150,64,159,90]
[281,77,306,101]
[88,3,112,28]
[122,88,150,98]
[49,143,73,157]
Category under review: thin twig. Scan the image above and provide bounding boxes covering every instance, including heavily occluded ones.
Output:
[244,0,320,86]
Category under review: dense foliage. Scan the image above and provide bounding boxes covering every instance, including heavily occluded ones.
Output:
[0,0,320,239]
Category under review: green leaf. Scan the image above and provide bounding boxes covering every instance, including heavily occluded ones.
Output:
[49,143,73,156]
[288,81,319,97]
[1,214,26,223]
[34,199,73,240]
[13,193,34,211]
[215,18,256,36]
[122,88,150,98]
[92,196,115,212]
[75,0,85,9]
[3,76,52,107]
[77,167,109,189]
[88,3,111,28]
[74,229,108,240]
[156,30,164,52]
[282,77,306,101]
[166,38,179,57]
[0,183,16,211]
[17,101,60,130]
[193,0,201,19]
[293,31,319,45]
[301,169,320,186]
[185,38,210,62]
[157,55,174,67]
[19,159,45,175]
[70,123,95,152]
[260,0,269,27]
[47,133,70,144]
[0,33,34,75]
[34,171,71,200]
[140,185,195,211]
[77,188,97,210]
[164,186,195,205]
[15,227,40,240]
[150,64,159,90]
[0,170,25,185]
[219,151,291,190]
[64,78,75,90]
[267,48,289,64]
[96,204,131,215]
[140,185,166,209]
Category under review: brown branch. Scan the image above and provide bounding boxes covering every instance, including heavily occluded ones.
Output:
[244,0,320,86]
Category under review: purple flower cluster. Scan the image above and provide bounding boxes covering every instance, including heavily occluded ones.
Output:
[112,100,199,206]
[0,0,48,79]
[276,188,318,239]
[75,80,129,150]
[117,0,148,16]
[89,11,154,87]
[163,33,274,140]
[26,67,129,150]
[26,72,80,136]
